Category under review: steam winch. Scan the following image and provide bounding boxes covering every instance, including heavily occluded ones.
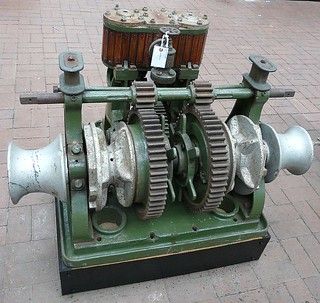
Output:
[7,7,316,294]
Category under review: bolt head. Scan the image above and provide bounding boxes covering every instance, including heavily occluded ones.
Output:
[74,179,84,190]
[150,18,155,23]
[197,20,203,25]
[142,6,148,11]
[134,9,139,13]
[143,12,148,17]
[71,144,82,154]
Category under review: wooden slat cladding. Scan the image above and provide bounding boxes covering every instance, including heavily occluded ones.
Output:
[102,27,207,69]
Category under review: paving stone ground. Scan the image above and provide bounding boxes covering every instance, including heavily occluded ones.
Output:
[0,0,320,302]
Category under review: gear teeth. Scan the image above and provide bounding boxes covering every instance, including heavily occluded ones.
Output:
[185,82,230,211]
[193,81,214,105]
[128,82,168,219]
[154,101,170,137]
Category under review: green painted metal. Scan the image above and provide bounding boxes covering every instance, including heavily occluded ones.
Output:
[80,86,255,104]
[64,95,92,242]
[177,64,199,81]
[57,190,268,268]
[57,51,279,270]
[127,122,150,205]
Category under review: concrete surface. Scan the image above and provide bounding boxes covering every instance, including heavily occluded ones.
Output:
[0,0,320,302]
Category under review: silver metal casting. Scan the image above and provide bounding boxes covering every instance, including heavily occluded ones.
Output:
[260,123,314,183]
[7,135,68,204]
[84,121,136,211]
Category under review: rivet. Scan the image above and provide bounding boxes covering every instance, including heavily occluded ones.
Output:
[142,6,148,11]
[134,9,139,13]
[150,18,155,23]
[121,17,126,22]
[161,8,166,12]
[197,20,203,25]
[114,4,119,10]
[143,12,148,17]
[203,14,208,20]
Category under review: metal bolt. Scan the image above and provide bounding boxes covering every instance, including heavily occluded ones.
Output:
[71,143,82,154]
[161,8,166,12]
[142,6,148,11]
[177,17,182,22]
[114,4,119,10]
[67,55,75,62]
[188,12,193,16]
[157,71,163,75]
[172,10,176,15]
[74,179,84,190]
[138,16,144,20]
[203,14,208,20]
[121,17,126,22]
[169,20,175,24]
[150,18,155,23]
[197,19,203,25]
[143,12,148,17]
[168,14,172,18]
[134,9,139,13]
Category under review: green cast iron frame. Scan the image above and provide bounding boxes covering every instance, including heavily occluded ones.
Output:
[22,52,295,268]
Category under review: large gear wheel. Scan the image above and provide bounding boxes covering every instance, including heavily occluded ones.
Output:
[174,81,230,211]
[127,82,168,219]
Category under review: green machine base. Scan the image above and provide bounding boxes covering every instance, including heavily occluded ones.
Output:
[56,193,270,295]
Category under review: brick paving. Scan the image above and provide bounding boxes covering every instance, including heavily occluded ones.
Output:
[0,0,320,302]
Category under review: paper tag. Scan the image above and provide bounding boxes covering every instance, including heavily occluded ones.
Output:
[150,45,168,68]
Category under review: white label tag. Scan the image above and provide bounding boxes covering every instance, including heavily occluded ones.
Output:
[150,45,168,68]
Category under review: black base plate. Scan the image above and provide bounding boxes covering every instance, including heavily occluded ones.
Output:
[59,233,270,295]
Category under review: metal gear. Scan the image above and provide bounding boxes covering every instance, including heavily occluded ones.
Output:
[154,101,170,137]
[174,81,230,211]
[128,82,168,219]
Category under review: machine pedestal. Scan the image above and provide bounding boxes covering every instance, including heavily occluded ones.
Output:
[59,232,270,295]
[56,199,270,295]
